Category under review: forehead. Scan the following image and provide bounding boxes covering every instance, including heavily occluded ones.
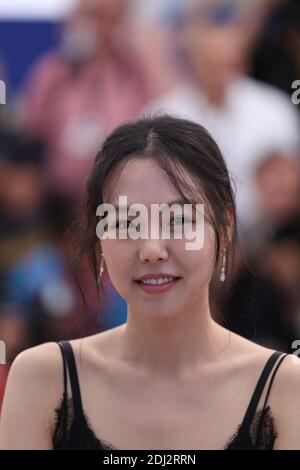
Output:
[103,157,200,205]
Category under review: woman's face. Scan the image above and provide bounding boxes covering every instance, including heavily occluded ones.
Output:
[100,157,217,319]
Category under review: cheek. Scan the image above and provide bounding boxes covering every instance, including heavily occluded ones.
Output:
[101,241,134,291]
[179,224,216,281]
[184,249,215,286]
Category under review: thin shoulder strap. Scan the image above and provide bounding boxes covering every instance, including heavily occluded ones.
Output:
[57,341,68,436]
[58,341,68,398]
[57,340,85,424]
[253,351,288,446]
[260,352,288,413]
[240,351,287,431]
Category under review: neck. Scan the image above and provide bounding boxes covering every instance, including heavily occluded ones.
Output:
[118,298,230,380]
[206,87,226,108]
[192,76,226,108]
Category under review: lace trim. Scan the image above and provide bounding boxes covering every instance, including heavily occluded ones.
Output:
[53,396,117,450]
[223,406,277,450]
[53,397,277,450]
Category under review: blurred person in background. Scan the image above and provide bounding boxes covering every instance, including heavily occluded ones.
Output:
[253,152,300,244]
[251,0,300,102]
[0,130,47,290]
[252,152,300,342]
[219,152,300,351]
[221,223,300,353]
[19,0,153,209]
[219,236,298,352]
[0,129,102,358]
[131,0,196,97]
[144,1,300,235]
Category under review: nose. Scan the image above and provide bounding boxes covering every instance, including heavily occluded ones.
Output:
[138,239,169,264]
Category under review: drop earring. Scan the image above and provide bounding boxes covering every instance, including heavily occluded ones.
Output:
[220,248,226,282]
[97,253,105,285]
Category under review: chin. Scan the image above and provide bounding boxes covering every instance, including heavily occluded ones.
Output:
[140,305,183,319]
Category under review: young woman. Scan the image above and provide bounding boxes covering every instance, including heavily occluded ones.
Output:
[0,115,299,450]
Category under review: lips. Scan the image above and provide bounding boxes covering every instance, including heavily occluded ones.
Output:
[135,276,181,294]
[135,273,181,282]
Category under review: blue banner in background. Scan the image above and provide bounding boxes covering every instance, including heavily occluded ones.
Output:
[0,20,59,95]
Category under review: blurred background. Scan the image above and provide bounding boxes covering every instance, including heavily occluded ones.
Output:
[0,0,300,407]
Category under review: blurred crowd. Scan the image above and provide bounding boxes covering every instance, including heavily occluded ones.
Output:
[1,0,300,407]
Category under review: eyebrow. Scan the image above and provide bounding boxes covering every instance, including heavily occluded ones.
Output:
[112,199,202,210]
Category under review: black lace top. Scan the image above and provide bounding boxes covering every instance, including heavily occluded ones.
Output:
[52,341,287,450]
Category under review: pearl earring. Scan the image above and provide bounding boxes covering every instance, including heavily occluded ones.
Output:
[220,249,226,282]
[97,253,105,285]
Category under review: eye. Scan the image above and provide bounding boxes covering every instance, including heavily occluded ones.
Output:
[170,216,193,226]
[115,220,129,229]
[115,220,137,230]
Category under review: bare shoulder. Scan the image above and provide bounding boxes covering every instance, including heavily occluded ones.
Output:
[0,341,66,449]
[0,333,120,450]
[67,325,127,368]
[220,330,285,392]
[1,342,64,405]
[8,341,63,379]
[8,325,124,379]
[229,331,300,449]
[269,352,300,450]
[1,331,118,409]
[225,330,280,374]
[231,332,300,390]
